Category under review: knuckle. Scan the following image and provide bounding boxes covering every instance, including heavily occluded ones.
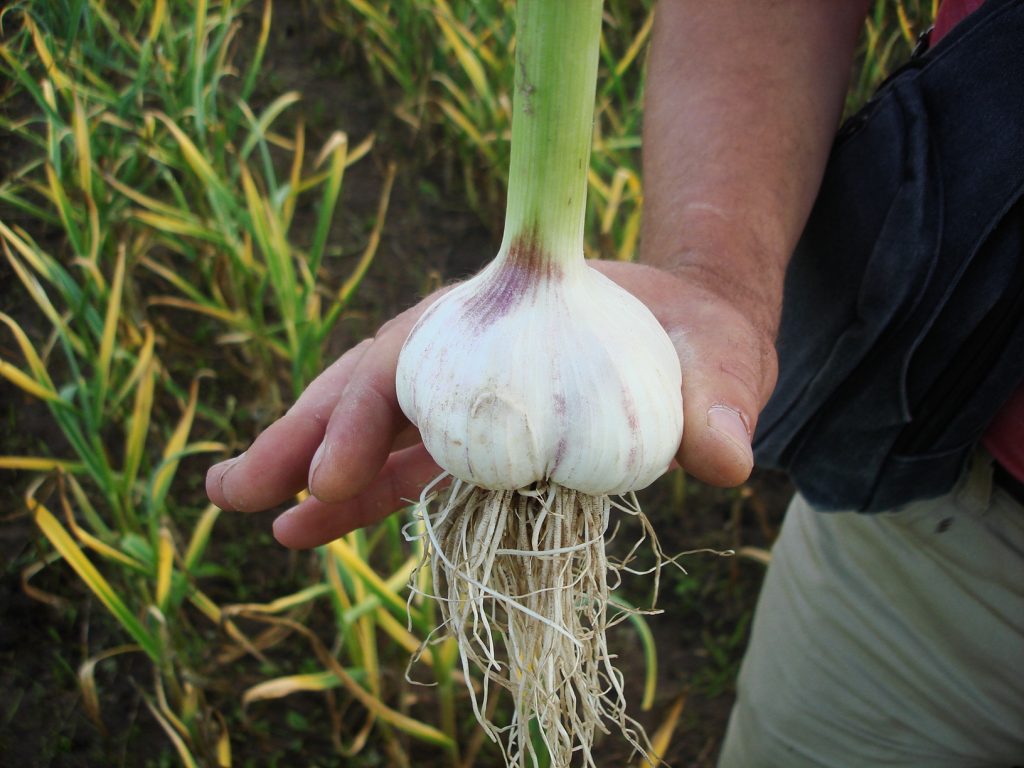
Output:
[718,355,763,410]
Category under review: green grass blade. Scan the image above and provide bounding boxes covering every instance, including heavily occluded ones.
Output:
[190,0,209,138]
[610,594,659,710]
[240,0,272,101]
[307,131,348,274]
[238,91,301,162]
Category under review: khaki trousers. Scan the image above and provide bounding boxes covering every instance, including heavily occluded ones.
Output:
[718,455,1024,767]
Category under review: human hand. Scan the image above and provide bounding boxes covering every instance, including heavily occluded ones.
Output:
[205,260,778,548]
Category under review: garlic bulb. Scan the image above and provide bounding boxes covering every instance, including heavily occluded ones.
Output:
[396,239,683,495]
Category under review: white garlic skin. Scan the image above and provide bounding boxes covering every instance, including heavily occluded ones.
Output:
[395,247,683,495]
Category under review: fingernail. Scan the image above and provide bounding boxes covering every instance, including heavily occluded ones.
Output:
[309,442,326,489]
[216,452,247,509]
[273,505,308,548]
[707,405,753,462]
[272,505,299,535]
[212,451,245,474]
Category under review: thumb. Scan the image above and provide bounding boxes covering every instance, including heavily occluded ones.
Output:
[584,260,780,488]
[577,259,782,487]
[668,291,779,487]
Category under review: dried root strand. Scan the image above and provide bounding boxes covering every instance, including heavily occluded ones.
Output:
[407,476,662,768]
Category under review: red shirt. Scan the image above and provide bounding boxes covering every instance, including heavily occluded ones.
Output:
[932,0,986,41]
[985,388,1024,481]
[931,0,1024,482]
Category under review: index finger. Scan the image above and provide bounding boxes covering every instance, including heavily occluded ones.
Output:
[205,339,372,512]
[306,308,425,503]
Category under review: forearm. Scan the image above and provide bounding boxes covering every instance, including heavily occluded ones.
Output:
[641,0,869,335]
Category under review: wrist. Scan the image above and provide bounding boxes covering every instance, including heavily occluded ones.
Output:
[639,206,788,344]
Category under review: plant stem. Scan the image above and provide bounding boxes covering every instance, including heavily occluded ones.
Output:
[501,0,604,264]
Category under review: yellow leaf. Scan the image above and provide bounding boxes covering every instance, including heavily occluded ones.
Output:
[45,163,83,256]
[105,174,183,218]
[600,167,631,236]
[242,671,345,705]
[141,695,199,768]
[31,497,160,660]
[437,99,484,145]
[183,504,220,572]
[896,3,915,45]
[616,9,655,77]
[241,613,453,748]
[0,221,54,280]
[283,118,305,228]
[0,311,51,387]
[338,162,395,306]
[297,133,373,193]
[72,92,93,196]
[114,324,156,406]
[78,645,143,733]
[374,608,431,664]
[587,166,611,199]
[150,377,200,509]
[1,238,80,352]
[616,206,642,262]
[0,456,80,472]
[147,0,167,43]
[214,711,231,767]
[239,91,302,159]
[59,488,145,571]
[131,210,223,242]
[97,245,126,407]
[146,296,243,325]
[636,693,687,768]
[0,358,60,401]
[148,111,221,191]
[189,590,268,663]
[328,538,407,616]
[123,357,156,490]
[226,583,332,615]
[434,12,492,105]
[26,17,73,94]
[155,527,175,612]
[346,0,390,28]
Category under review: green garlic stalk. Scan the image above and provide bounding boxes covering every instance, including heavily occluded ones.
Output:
[396,2,683,766]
